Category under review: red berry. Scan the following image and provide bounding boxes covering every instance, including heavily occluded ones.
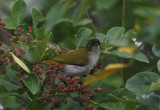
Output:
[59,66,63,70]
[22,50,26,54]
[2,69,6,74]
[8,55,12,59]
[4,61,8,65]
[21,29,24,32]
[28,30,32,33]
[49,65,53,69]
[97,88,103,92]
[0,18,1,21]
[54,67,58,71]
[17,28,21,31]
[33,68,37,72]
[93,88,97,92]
[36,66,40,70]
[56,63,59,67]
[0,41,3,46]
[12,50,16,53]
[1,23,6,26]
[28,27,32,30]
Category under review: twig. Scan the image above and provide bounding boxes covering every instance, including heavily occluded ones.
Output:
[0,26,13,37]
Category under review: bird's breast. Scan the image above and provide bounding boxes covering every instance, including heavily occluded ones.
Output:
[64,47,100,76]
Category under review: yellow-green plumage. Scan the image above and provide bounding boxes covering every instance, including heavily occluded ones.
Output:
[43,48,89,66]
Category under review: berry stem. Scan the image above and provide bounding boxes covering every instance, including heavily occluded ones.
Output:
[0,26,13,37]
[38,93,67,100]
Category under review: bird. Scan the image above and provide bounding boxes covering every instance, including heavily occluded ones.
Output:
[29,39,100,76]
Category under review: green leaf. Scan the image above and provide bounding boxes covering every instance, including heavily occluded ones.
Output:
[124,29,137,38]
[125,104,136,110]
[99,102,126,110]
[10,52,31,73]
[149,79,160,93]
[11,0,27,24]
[44,0,74,34]
[104,50,149,63]
[0,85,9,98]
[23,74,40,94]
[106,27,125,44]
[136,105,152,110]
[125,72,160,94]
[1,17,18,29]
[95,33,106,43]
[157,60,160,72]
[72,0,92,23]
[75,27,92,48]
[109,94,141,105]
[32,8,43,40]
[26,100,48,110]
[96,0,119,10]
[152,44,160,57]
[33,32,51,61]
[0,79,19,91]
[2,96,19,109]
[2,0,27,29]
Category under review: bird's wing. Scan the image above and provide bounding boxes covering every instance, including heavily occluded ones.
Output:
[50,48,89,65]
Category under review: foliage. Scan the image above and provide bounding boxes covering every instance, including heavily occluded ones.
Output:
[0,0,160,110]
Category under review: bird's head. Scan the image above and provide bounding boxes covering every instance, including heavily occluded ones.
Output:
[86,39,100,51]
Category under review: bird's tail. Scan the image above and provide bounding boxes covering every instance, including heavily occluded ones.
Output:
[28,61,43,65]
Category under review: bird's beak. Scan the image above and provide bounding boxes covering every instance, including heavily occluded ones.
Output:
[95,43,100,46]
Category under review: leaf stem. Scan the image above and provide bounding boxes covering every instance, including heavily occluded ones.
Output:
[121,0,126,87]
[122,0,126,27]
[38,93,67,100]
[10,93,29,104]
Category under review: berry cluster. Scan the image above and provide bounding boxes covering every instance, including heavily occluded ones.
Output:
[29,64,102,109]
[0,20,103,110]
[10,27,32,44]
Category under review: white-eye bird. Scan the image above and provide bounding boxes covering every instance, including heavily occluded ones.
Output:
[29,39,100,76]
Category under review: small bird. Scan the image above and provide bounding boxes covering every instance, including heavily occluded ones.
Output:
[29,39,100,76]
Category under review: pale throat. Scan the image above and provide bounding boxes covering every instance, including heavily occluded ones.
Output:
[64,46,100,76]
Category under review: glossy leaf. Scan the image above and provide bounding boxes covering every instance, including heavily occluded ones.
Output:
[0,85,9,98]
[105,50,149,63]
[152,44,160,57]
[84,64,128,86]
[96,0,119,10]
[32,8,43,39]
[44,0,74,34]
[106,27,125,44]
[1,17,18,29]
[149,79,160,93]
[26,100,48,110]
[72,0,92,23]
[23,74,40,94]
[157,60,160,72]
[33,32,51,61]
[99,102,125,110]
[109,94,141,105]
[2,0,27,29]
[11,0,27,24]
[125,72,160,94]
[10,52,31,73]
[75,27,92,48]
[0,79,19,91]
[2,96,19,109]
[101,88,136,103]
